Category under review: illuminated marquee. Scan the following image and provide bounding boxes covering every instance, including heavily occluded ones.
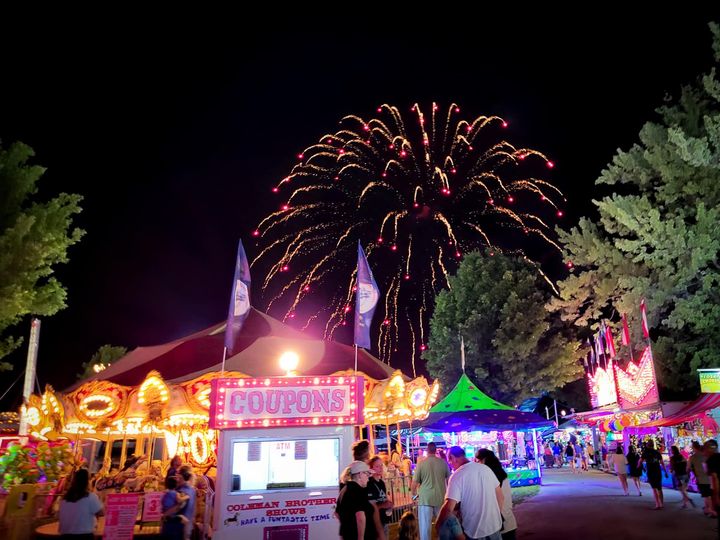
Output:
[699,369,720,394]
[587,366,617,408]
[615,347,659,408]
[209,376,364,429]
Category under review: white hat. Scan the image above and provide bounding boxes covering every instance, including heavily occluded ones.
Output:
[349,460,371,475]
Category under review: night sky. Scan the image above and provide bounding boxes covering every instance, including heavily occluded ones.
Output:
[1,13,717,406]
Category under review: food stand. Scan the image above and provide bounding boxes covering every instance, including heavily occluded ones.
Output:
[209,375,363,540]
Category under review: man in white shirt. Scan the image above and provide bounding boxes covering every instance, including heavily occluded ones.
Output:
[436,446,503,540]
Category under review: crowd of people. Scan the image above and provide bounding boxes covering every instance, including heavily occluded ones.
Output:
[542,439,596,472]
[57,454,210,540]
[56,436,720,539]
[335,440,517,540]
[607,438,720,514]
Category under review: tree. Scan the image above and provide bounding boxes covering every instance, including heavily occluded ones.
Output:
[423,251,582,405]
[550,23,720,393]
[78,344,128,380]
[0,142,84,368]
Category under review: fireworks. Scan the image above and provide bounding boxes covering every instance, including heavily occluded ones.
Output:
[252,103,564,373]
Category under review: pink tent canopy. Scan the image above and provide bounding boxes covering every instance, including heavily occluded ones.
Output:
[69,308,395,389]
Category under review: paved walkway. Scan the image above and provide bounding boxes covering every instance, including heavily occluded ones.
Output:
[515,468,717,539]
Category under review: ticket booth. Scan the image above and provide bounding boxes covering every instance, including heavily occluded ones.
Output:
[210,375,364,540]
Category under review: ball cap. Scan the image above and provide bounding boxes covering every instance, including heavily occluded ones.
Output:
[349,460,371,475]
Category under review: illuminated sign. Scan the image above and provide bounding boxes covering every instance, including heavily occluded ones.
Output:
[587,366,617,408]
[615,347,659,408]
[699,369,720,394]
[209,376,364,429]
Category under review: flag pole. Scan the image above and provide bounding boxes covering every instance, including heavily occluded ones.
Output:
[354,344,358,376]
[621,313,635,363]
[640,298,655,361]
[221,346,228,374]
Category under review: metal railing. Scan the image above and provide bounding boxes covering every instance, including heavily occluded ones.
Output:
[385,475,416,523]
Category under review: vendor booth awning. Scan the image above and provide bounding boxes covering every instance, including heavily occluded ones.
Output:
[417,373,555,432]
[68,308,395,389]
[635,393,720,428]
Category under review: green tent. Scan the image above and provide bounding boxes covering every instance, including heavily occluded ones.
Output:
[420,373,554,431]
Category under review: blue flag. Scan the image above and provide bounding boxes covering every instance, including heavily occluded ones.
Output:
[225,239,251,354]
[354,242,379,350]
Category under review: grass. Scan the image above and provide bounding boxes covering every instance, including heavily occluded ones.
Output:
[512,484,540,505]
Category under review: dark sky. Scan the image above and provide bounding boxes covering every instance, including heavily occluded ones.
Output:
[0,13,717,406]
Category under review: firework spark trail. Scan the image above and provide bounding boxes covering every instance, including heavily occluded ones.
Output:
[253,103,565,368]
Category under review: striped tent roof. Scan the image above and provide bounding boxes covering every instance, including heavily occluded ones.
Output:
[67,308,395,390]
[639,393,720,428]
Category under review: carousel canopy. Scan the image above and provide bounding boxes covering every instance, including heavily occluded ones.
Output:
[418,373,554,432]
[69,308,395,389]
[635,393,720,428]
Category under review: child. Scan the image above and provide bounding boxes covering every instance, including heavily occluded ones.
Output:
[161,476,189,539]
[437,505,465,540]
[398,511,420,540]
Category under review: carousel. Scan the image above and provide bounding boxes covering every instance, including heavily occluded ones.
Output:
[15,309,438,539]
[22,368,438,478]
[20,309,438,477]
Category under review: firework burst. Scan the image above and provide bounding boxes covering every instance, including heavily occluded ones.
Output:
[252,103,565,374]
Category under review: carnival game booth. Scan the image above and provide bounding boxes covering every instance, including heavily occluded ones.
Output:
[625,394,720,492]
[575,344,666,468]
[418,374,553,487]
[626,393,720,446]
[572,408,662,472]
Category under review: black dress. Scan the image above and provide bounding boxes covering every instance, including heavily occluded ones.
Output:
[642,448,663,489]
[626,453,641,478]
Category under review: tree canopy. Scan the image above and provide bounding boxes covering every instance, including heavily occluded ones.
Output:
[0,142,84,368]
[550,23,720,393]
[423,251,582,405]
[77,344,128,380]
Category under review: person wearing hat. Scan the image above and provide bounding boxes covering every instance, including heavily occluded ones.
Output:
[336,460,381,540]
